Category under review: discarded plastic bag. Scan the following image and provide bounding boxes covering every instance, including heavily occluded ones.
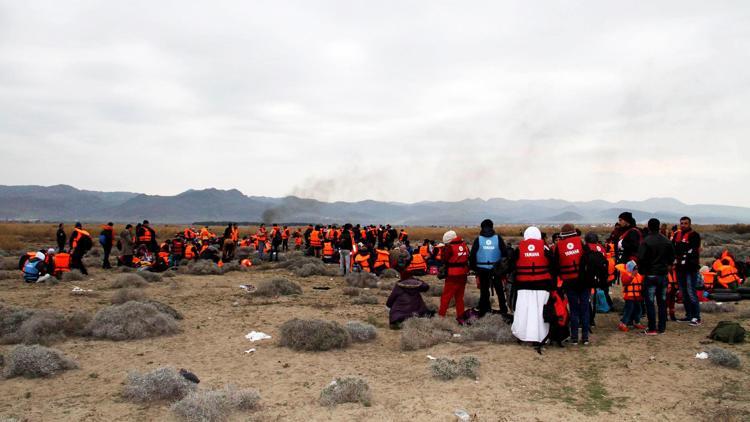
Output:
[245,331,272,342]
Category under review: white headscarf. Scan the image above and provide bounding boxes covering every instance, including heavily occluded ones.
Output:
[523,226,542,240]
[35,251,45,260]
[442,230,457,244]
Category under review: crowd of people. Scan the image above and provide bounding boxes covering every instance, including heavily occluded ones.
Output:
[17,212,748,349]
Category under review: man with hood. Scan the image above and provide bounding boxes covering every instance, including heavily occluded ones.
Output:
[469,219,509,318]
[509,226,554,344]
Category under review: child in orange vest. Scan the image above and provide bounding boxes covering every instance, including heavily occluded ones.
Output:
[617,261,646,332]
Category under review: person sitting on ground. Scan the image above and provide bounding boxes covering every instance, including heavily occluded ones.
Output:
[386,248,434,329]
[22,251,51,283]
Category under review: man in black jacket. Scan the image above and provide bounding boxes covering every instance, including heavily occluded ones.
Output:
[338,223,354,275]
[469,219,509,318]
[615,212,642,264]
[56,223,67,252]
[637,218,676,334]
[672,216,702,325]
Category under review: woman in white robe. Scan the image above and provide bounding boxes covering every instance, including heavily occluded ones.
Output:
[511,226,553,343]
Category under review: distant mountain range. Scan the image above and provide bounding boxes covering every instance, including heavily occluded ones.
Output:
[0,185,748,225]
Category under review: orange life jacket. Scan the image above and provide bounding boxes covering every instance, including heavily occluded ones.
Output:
[294,236,303,246]
[71,228,91,249]
[607,255,616,282]
[322,242,335,258]
[713,260,740,288]
[444,239,469,277]
[702,271,716,291]
[101,225,115,245]
[184,228,196,239]
[137,227,152,243]
[550,290,569,327]
[256,228,267,242]
[399,230,408,241]
[310,230,322,247]
[158,251,170,266]
[434,245,443,261]
[184,244,196,260]
[200,228,211,240]
[515,239,550,283]
[616,263,643,301]
[419,245,431,260]
[374,249,391,269]
[407,253,427,272]
[240,258,253,268]
[555,236,583,281]
[282,228,290,239]
[231,228,239,242]
[53,252,71,276]
[354,253,371,272]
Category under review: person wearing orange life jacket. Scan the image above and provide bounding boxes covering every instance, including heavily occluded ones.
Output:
[255,224,268,260]
[135,220,157,253]
[672,216,702,324]
[616,260,645,332]
[309,225,323,258]
[418,240,431,260]
[183,227,196,240]
[322,241,336,262]
[268,224,283,262]
[469,219,510,318]
[406,250,427,275]
[509,226,555,343]
[281,225,290,252]
[171,235,185,266]
[199,226,211,242]
[184,242,198,261]
[713,255,740,289]
[353,246,372,273]
[69,222,93,275]
[438,230,470,322]
[398,229,409,243]
[99,222,116,269]
[372,247,391,275]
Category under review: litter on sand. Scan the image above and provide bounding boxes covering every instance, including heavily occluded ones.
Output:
[454,409,471,421]
[695,352,709,360]
[245,331,272,342]
[312,286,331,290]
[239,284,255,292]
[244,348,256,354]
[427,355,437,360]
[71,286,93,294]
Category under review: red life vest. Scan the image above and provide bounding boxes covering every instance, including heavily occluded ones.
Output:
[310,230,322,247]
[172,240,184,256]
[515,239,550,282]
[374,249,391,269]
[184,244,197,260]
[556,236,583,281]
[354,253,371,272]
[54,252,71,276]
[550,291,569,327]
[322,242,335,258]
[445,240,469,277]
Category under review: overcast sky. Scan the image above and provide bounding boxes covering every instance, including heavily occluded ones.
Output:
[0,1,747,206]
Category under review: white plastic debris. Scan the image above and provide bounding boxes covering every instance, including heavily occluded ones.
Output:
[453,333,462,338]
[695,352,709,360]
[71,286,93,294]
[245,331,272,342]
[426,355,437,360]
[244,348,256,354]
[239,284,255,292]
[454,409,470,421]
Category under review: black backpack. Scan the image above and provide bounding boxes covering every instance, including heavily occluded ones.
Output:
[582,248,609,289]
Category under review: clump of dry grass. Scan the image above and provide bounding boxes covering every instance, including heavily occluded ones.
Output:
[3,345,78,378]
[253,278,302,297]
[701,302,736,313]
[111,274,147,289]
[221,261,250,274]
[235,247,254,261]
[345,321,377,342]
[141,300,183,320]
[379,269,400,279]
[293,262,335,277]
[376,279,395,290]
[111,288,146,304]
[319,377,371,407]
[428,282,444,297]
[171,385,261,422]
[463,314,514,343]
[62,270,84,282]
[400,317,460,351]
[179,260,223,276]
[345,272,379,288]
[1,311,66,345]
[278,319,351,351]
[122,367,197,402]
[707,347,741,369]
[86,302,180,341]
[342,286,361,296]
[136,271,163,283]
[430,356,480,380]
[352,294,378,305]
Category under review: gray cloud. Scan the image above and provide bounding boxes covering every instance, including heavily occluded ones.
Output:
[0,0,748,206]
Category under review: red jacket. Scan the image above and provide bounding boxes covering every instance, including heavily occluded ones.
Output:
[442,236,469,283]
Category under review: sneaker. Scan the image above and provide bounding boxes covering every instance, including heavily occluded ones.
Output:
[689,318,701,326]
[644,330,659,336]
[677,317,691,323]
[617,323,629,332]
[632,324,646,330]
[570,339,579,345]
[669,314,677,322]
[582,339,590,345]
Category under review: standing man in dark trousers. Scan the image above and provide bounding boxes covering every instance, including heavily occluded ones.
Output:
[672,216,702,326]
[637,218,675,335]
[56,223,67,252]
[69,222,92,275]
[100,222,115,269]
[469,219,509,318]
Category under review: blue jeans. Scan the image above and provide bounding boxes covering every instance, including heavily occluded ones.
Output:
[257,241,265,259]
[566,289,591,342]
[621,300,642,325]
[339,249,351,275]
[644,275,668,332]
[677,271,700,321]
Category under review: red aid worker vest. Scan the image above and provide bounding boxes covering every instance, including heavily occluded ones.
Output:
[587,243,605,254]
[556,236,583,281]
[446,241,469,277]
[515,239,550,282]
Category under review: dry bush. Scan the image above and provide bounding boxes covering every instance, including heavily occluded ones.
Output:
[376,279,395,290]
[739,309,750,319]
[253,278,302,297]
[88,248,101,257]
[136,271,163,283]
[293,262,335,278]
[352,294,378,305]
[171,386,261,422]
[221,261,250,274]
[430,356,480,381]
[701,302,736,313]
[276,254,319,270]
[141,300,183,320]
[162,270,176,278]
[111,288,146,304]
[179,260,223,276]
[87,302,180,341]
[117,266,135,273]
[122,367,197,402]
[707,347,741,369]
[111,274,147,289]
[342,286,361,296]
[3,345,78,378]
[62,270,84,282]
[319,377,371,407]
[463,314,514,344]
[345,272,379,288]
[345,321,377,343]
[400,317,460,351]
[63,311,91,336]
[428,282,444,297]
[380,269,400,279]
[235,247,254,261]
[1,311,66,345]
[278,319,350,351]
[0,258,18,271]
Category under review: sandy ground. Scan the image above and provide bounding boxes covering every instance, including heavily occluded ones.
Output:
[1,260,749,422]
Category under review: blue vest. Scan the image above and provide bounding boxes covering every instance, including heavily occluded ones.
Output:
[476,235,501,269]
[23,260,40,282]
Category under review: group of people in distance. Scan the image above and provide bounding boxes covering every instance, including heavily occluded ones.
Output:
[17,213,747,350]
